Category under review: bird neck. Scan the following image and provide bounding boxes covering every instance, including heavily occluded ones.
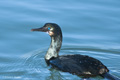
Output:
[45,35,62,60]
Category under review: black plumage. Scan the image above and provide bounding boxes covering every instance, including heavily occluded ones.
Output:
[48,54,108,77]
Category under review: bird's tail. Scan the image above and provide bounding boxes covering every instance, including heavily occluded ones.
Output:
[102,73,120,80]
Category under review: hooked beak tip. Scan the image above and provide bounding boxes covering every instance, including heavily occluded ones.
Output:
[31,29,34,31]
[31,28,40,32]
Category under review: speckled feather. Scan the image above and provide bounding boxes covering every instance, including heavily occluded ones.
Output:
[49,54,109,77]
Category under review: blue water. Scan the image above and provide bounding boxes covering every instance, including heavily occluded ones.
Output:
[0,0,120,80]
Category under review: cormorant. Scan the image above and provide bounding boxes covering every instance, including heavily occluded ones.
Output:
[31,23,119,80]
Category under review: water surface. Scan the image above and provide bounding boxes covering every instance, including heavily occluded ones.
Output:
[0,0,120,80]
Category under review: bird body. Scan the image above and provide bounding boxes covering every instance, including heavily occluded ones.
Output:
[48,54,108,77]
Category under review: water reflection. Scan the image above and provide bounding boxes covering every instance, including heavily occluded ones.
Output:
[47,69,65,80]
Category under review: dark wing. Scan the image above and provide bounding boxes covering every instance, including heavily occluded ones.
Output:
[49,54,109,77]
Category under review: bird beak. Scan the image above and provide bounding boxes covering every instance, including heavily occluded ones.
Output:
[31,27,48,32]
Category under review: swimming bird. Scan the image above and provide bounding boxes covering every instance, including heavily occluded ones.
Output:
[31,23,120,80]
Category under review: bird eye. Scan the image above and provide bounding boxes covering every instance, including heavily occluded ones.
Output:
[48,27,51,30]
